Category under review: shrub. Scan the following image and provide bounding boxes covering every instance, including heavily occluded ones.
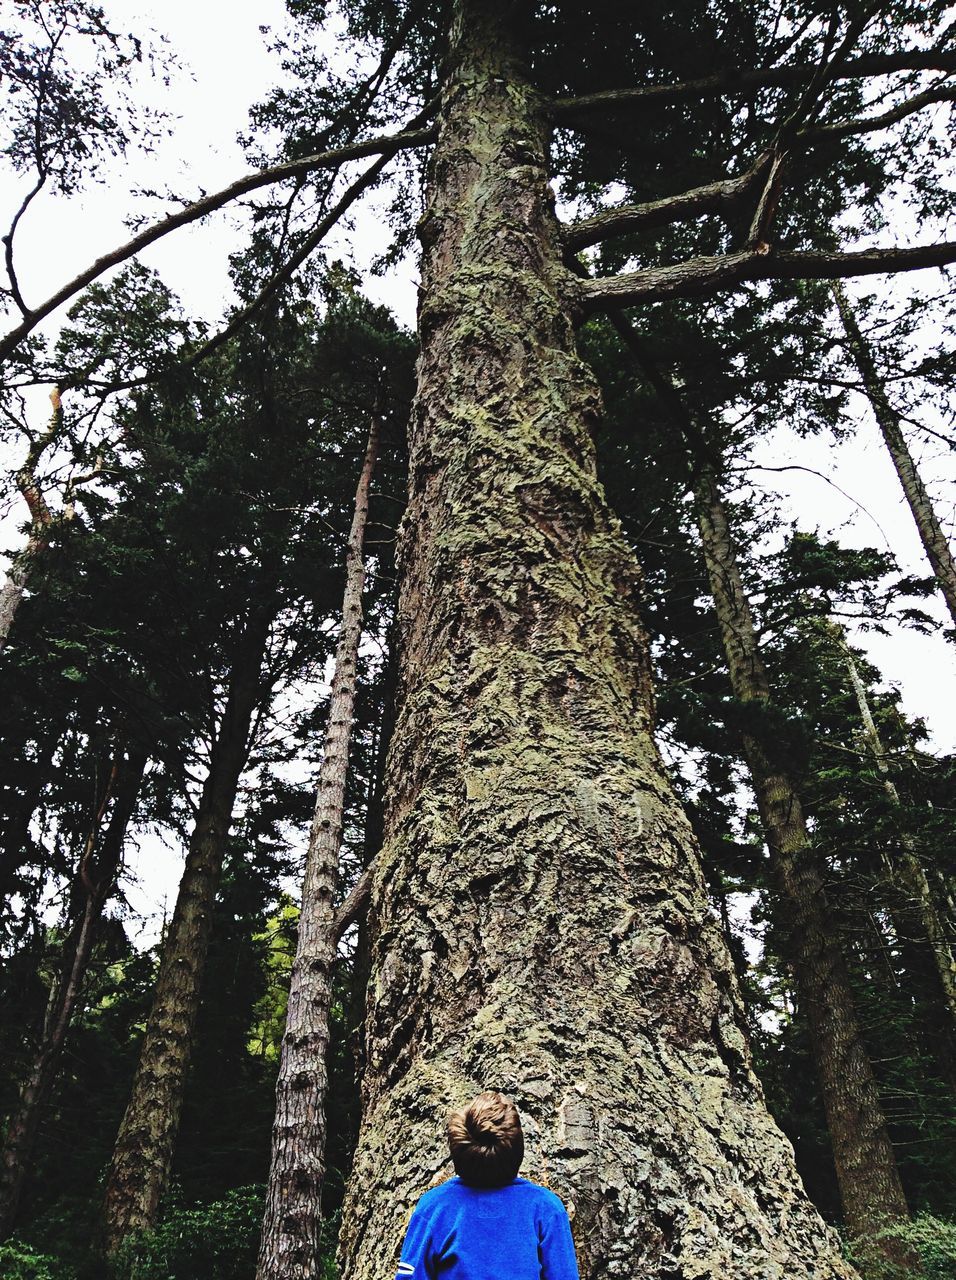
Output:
[848,1214,956,1280]
[109,1186,265,1280]
[109,1187,340,1280]
[0,1239,76,1280]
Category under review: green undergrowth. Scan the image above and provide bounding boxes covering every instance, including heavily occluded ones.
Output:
[846,1214,956,1280]
[0,1239,75,1280]
[2,1189,340,1280]
[109,1189,339,1280]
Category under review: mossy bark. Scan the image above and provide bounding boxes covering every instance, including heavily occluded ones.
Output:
[694,464,910,1243]
[339,4,856,1277]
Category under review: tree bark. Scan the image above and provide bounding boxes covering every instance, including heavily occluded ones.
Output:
[694,463,910,1240]
[256,416,380,1280]
[0,748,147,1238]
[102,603,274,1255]
[833,283,956,632]
[834,626,956,1058]
[346,625,400,1093]
[339,5,856,1278]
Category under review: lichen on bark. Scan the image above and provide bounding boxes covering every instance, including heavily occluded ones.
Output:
[339,3,857,1277]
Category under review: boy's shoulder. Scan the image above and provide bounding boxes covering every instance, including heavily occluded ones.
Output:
[416,1177,568,1215]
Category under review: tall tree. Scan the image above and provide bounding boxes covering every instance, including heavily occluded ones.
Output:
[828,621,956,1059]
[257,414,380,1280]
[4,1,956,1275]
[0,744,147,1237]
[832,284,956,634]
[337,4,867,1277]
[692,461,910,1241]
[101,590,279,1253]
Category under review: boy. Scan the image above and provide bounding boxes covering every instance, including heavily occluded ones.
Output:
[396,1090,580,1279]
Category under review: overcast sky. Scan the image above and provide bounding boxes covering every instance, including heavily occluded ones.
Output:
[2,1,954,938]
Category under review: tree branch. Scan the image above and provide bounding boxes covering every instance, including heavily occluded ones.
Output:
[563,153,772,250]
[0,122,437,366]
[4,173,48,317]
[551,49,956,120]
[59,102,437,394]
[800,81,956,142]
[333,864,373,946]
[561,75,954,251]
[576,242,956,312]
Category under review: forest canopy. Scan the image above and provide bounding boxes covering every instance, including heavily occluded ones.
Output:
[0,2,955,1279]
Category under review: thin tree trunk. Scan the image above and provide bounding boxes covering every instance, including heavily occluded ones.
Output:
[346,625,399,1092]
[0,748,147,1238]
[339,5,855,1277]
[694,463,910,1241]
[0,728,60,914]
[102,604,274,1255]
[833,283,956,631]
[834,626,956,1053]
[0,390,61,653]
[256,416,380,1280]
[0,529,49,654]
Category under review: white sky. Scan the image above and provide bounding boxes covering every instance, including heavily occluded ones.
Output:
[2,1,954,941]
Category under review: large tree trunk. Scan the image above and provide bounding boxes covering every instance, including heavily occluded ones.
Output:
[257,416,379,1280]
[102,604,273,1254]
[833,283,956,631]
[339,5,855,1278]
[694,464,910,1241]
[0,748,147,1238]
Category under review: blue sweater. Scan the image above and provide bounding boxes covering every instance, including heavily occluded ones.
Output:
[396,1176,580,1280]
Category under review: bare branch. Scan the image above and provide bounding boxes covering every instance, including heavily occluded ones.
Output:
[551,49,956,120]
[58,102,438,395]
[800,81,956,142]
[745,148,790,250]
[333,864,373,945]
[563,154,772,250]
[0,121,437,366]
[562,73,954,252]
[576,242,956,311]
[3,173,48,316]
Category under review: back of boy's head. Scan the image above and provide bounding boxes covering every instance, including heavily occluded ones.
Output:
[447,1091,524,1188]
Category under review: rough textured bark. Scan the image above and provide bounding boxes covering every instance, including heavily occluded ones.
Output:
[0,749,147,1238]
[102,605,273,1254]
[835,627,956,1043]
[694,464,910,1240]
[833,283,956,633]
[256,417,380,1280]
[339,6,856,1277]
